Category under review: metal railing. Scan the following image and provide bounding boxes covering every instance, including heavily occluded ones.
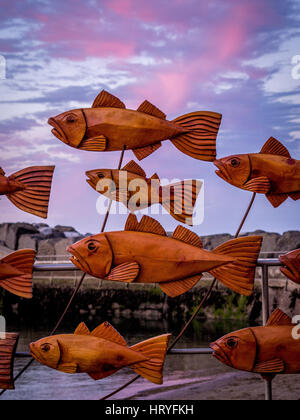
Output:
[15,258,289,401]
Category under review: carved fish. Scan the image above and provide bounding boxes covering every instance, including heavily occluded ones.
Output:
[0,166,55,218]
[214,137,300,208]
[211,309,300,379]
[68,214,262,297]
[0,333,19,390]
[86,160,202,225]
[279,249,300,285]
[30,322,171,384]
[48,90,222,161]
[0,250,35,298]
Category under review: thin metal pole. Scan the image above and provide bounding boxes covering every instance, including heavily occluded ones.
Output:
[261,263,273,401]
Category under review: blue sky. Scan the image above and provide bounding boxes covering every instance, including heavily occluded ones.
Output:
[0,0,300,236]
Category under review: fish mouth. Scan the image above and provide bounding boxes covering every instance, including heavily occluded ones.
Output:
[85,171,98,190]
[214,160,232,183]
[67,246,92,275]
[29,343,41,363]
[210,342,233,368]
[48,118,68,144]
[279,255,299,283]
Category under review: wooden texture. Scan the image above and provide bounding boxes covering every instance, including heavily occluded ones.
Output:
[214,137,300,207]
[211,309,300,376]
[0,249,35,298]
[0,166,55,218]
[49,90,222,162]
[86,160,202,226]
[279,249,300,284]
[0,333,19,390]
[30,322,171,385]
[68,214,262,297]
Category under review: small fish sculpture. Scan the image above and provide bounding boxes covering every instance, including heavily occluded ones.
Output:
[0,166,55,218]
[0,250,36,298]
[86,160,202,225]
[279,249,300,285]
[0,333,19,390]
[30,321,171,385]
[68,214,262,297]
[48,90,222,161]
[211,309,300,379]
[214,137,300,208]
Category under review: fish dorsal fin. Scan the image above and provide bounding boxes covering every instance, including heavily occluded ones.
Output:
[122,160,146,177]
[124,214,166,236]
[267,309,293,326]
[150,173,160,181]
[172,225,203,248]
[260,137,291,158]
[92,90,126,109]
[91,322,127,346]
[74,322,90,335]
[0,167,5,176]
[137,100,166,119]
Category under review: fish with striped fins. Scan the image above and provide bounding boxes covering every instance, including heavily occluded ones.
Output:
[49,90,222,161]
[0,249,36,299]
[68,214,263,297]
[30,322,171,385]
[0,166,55,218]
[86,160,202,225]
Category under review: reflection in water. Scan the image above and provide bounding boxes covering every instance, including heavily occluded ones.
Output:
[3,318,251,400]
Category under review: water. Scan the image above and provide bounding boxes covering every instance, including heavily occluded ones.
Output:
[2,318,249,400]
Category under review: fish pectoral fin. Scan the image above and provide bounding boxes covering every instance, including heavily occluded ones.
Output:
[260,137,291,158]
[137,100,166,119]
[106,262,140,283]
[133,142,162,161]
[289,191,300,201]
[57,363,78,374]
[253,359,285,374]
[121,160,146,177]
[266,193,289,208]
[79,136,107,152]
[244,177,271,194]
[88,367,120,381]
[116,188,130,204]
[90,322,127,346]
[159,275,202,298]
[92,90,126,109]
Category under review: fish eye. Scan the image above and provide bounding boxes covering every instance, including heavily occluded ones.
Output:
[226,337,238,350]
[87,242,97,252]
[230,158,240,168]
[66,115,76,123]
[41,344,51,353]
[97,173,105,179]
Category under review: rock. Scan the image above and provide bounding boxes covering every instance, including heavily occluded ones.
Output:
[0,244,12,258]
[18,234,39,251]
[54,238,76,259]
[202,234,233,250]
[0,223,38,249]
[54,225,77,233]
[39,227,54,237]
[277,231,300,253]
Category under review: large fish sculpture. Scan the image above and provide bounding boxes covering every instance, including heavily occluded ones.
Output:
[211,309,300,379]
[0,166,55,218]
[68,214,262,297]
[214,137,300,208]
[30,321,171,385]
[279,249,300,285]
[0,250,36,298]
[86,160,202,225]
[48,90,222,161]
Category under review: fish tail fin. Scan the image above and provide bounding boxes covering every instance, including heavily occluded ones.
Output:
[209,236,262,296]
[130,334,171,384]
[171,111,222,161]
[7,166,55,219]
[0,250,35,299]
[161,180,202,226]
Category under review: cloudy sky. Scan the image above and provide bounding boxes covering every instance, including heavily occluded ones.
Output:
[0,0,300,237]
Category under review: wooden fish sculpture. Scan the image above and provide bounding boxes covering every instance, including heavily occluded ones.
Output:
[211,309,300,379]
[48,90,222,161]
[68,214,262,297]
[0,333,19,390]
[214,137,300,208]
[86,160,202,225]
[30,321,171,385]
[279,249,300,285]
[0,250,36,298]
[0,166,55,218]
